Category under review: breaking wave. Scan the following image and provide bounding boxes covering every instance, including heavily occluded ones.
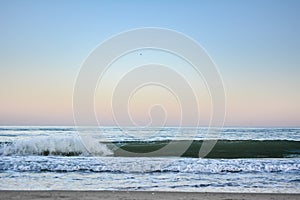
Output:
[0,136,112,156]
[1,138,299,158]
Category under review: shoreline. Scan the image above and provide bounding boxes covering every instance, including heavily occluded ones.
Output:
[0,191,299,200]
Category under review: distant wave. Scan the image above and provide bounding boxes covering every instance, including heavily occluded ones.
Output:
[0,127,75,132]
[1,138,299,158]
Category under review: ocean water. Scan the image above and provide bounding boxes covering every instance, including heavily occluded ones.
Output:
[0,126,299,193]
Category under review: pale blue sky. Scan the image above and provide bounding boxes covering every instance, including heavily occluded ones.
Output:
[0,0,299,126]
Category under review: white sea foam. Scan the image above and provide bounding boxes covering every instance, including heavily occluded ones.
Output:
[0,136,112,156]
[0,156,299,174]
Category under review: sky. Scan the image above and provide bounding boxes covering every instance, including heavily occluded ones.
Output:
[0,0,299,127]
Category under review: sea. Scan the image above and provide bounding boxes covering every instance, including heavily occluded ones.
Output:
[0,126,299,193]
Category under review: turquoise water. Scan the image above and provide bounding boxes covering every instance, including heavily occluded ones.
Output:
[0,126,299,192]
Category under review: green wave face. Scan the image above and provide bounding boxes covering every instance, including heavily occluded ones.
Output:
[108,140,300,158]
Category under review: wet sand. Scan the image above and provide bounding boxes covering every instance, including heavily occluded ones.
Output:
[0,191,299,200]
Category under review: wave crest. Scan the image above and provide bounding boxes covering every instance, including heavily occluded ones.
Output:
[0,136,112,156]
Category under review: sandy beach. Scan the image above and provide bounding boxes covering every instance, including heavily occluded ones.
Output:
[0,191,299,200]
